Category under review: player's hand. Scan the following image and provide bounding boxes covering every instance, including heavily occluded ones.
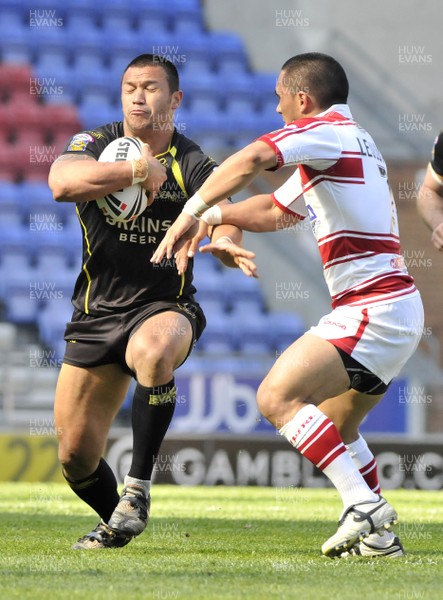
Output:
[172,222,200,275]
[200,240,258,278]
[151,212,197,263]
[174,239,192,275]
[187,220,210,258]
[431,223,443,251]
[140,143,167,204]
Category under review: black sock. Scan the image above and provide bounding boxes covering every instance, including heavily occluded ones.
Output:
[64,458,120,522]
[128,379,176,480]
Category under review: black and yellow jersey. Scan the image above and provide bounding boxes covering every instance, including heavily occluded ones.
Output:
[431,131,443,178]
[61,122,217,316]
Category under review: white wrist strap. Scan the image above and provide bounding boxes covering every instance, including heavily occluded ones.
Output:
[182,192,211,220]
[200,205,222,225]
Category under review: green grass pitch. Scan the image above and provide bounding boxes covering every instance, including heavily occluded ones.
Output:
[0,483,441,599]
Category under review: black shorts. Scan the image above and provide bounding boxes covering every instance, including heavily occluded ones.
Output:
[335,347,391,395]
[63,299,206,376]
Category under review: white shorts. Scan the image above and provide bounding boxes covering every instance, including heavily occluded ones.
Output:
[307,292,424,384]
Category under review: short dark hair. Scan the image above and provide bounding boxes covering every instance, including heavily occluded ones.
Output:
[123,54,179,93]
[281,52,349,107]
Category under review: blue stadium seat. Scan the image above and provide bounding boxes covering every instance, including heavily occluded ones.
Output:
[224,96,260,116]
[180,56,214,80]
[0,27,30,65]
[36,297,73,351]
[253,72,278,95]
[198,297,228,322]
[267,311,306,352]
[101,11,135,34]
[71,68,112,101]
[218,72,255,102]
[209,31,248,65]
[62,0,101,17]
[0,181,19,205]
[232,310,270,352]
[71,53,105,74]
[188,96,222,115]
[79,89,118,111]
[63,26,105,63]
[130,0,168,16]
[182,70,220,104]
[5,284,40,324]
[221,267,264,305]
[193,266,225,304]
[229,298,266,318]
[0,206,23,229]
[257,98,284,132]
[79,102,116,130]
[33,64,77,104]
[198,312,236,351]
[0,7,25,29]
[172,13,205,36]
[0,246,30,273]
[28,25,67,57]
[0,225,28,253]
[217,56,250,77]
[175,33,213,63]
[106,31,146,63]
[18,181,55,220]
[27,227,66,258]
[239,339,274,356]
[137,13,171,35]
[35,247,70,274]
[64,1,99,30]
[34,48,71,71]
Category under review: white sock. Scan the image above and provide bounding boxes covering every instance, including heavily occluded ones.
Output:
[280,404,378,508]
[346,434,381,493]
[124,475,151,497]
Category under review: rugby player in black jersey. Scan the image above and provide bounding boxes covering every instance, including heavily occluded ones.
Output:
[48,54,256,549]
[418,132,443,250]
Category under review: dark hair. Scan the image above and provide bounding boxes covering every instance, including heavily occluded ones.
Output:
[280,52,348,107]
[123,54,179,93]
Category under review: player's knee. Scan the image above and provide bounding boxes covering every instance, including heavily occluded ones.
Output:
[257,378,284,422]
[58,444,99,480]
[131,341,174,382]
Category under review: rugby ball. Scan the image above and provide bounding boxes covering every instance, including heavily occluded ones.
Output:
[96,137,147,222]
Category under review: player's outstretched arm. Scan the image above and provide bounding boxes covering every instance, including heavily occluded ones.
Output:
[417,164,443,251]
[151,141,278,263]
[200,194,302,233]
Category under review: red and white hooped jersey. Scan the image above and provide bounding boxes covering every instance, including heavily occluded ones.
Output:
[257,104,417,308]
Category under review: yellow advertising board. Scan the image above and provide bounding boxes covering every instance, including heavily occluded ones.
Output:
[0,434,64,482]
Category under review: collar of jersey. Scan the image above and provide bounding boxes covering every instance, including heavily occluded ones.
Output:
[316,103,353,120]
[154,129,178,159]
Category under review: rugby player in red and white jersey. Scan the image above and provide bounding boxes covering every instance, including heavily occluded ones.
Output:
[417,131,443,250]
[154,53,424,558]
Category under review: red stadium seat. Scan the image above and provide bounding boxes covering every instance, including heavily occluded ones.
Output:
[0,104,17,138]
[5,98,48,140]
[43,104,82,138]
[0,64,33,99]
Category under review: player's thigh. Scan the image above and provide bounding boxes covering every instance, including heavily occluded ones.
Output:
[125,310,193,381]
[258,333,350,412]
[55,363,131,457]
[318,389,384,444]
